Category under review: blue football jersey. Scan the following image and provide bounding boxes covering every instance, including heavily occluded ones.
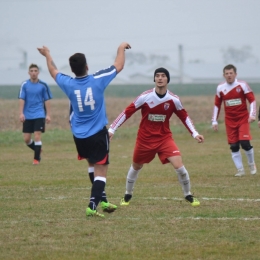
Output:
[18,80,52,119]
[55,66,117,138]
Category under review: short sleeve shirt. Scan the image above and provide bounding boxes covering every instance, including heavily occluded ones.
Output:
[18,80,52,119]
[55,66,117,138]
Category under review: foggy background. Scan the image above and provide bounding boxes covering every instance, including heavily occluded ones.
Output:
[1,0,260,84]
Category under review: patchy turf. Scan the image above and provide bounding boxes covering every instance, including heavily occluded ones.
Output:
[1,96,260,260]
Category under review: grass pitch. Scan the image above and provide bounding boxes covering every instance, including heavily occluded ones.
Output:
[1,125,260,260]
[0,97,260,259]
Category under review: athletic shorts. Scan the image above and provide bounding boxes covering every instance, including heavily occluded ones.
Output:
[73,127,109,165]
[133,137,181,165]
[226,122,251,144]
[23,118,45,133]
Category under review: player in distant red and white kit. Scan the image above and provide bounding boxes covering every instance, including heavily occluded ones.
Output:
[212,64,257,177]
[109,68,204,207]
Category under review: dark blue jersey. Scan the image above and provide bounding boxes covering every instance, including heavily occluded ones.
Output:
[18,79,52,119]
[56,66,117,138]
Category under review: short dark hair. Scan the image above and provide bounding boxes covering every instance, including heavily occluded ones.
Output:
[29,63,39,70]
[223,64,237,73]
[69,53,87,76]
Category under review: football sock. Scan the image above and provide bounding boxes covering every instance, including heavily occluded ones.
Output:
[231,151,244,170]
[27,139,35,151]
[88,167,107,202]
[88,177,106,210]
[101,191,108,203]
[125,164,141,195]
[244,148,255,165]
[34,141,42,161]
[175,165,191,197]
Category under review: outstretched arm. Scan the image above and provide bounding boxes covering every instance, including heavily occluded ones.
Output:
[37,46,59,80]
[174,105,204,143]
[108,101,140,139]
[113,42,131,73]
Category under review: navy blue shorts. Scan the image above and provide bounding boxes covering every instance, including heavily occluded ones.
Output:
[73,127,109,165]
[23,118,45,133]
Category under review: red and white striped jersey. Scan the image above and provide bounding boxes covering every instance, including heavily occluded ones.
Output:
[109,88,199,143]
[212,79,256,125]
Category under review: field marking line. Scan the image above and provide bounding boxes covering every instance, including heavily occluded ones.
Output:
[1,196,260,201]
[2,217,260,224]
[105,197,260,202]
[112,217,260,221]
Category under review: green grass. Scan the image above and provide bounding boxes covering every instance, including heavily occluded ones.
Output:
[1,125,260,259]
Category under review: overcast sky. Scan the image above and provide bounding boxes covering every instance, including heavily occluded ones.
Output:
[1,0,260,74]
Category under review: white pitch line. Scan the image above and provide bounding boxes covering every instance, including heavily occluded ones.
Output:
[149,197,260,202]
[1,196,260,202]
[2,217,260,224]
[112,217,260,221]
[202,197,260,201]
[103,197,260,202]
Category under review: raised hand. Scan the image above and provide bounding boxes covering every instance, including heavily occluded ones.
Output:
[37,46,50,57]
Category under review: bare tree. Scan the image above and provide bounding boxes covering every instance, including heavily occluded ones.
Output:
[221,46,258,63]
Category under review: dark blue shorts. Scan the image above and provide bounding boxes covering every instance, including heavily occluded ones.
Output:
[23,118,45,133]
[73,127,109,165]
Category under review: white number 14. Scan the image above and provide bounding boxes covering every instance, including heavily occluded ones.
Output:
[74,88,95,112]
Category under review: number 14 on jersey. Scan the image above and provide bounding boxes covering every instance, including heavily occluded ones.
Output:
[74,88,95,112]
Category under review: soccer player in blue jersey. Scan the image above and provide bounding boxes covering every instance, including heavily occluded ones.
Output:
[38,42,131,218]
[69,103,115,212]
[19,64,52,165]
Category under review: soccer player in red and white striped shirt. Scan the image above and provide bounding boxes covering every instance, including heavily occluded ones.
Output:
[212,64,257,177]
[109,68,204,207]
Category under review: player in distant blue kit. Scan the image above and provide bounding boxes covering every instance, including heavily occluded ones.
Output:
[38,42,131,218]
[18,63,52,165]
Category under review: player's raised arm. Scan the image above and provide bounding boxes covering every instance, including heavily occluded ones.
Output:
[37,46,59,80]
[113,42,131,73]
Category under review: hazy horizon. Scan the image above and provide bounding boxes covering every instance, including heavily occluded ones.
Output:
[1,0,260,76]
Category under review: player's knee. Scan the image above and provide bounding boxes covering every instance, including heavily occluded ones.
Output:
[230,142,240,152]
[24,137,31,144]
[132,163,143,171]
[240,140,252,151]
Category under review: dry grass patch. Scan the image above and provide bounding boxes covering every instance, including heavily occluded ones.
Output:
[0,95,222,131]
